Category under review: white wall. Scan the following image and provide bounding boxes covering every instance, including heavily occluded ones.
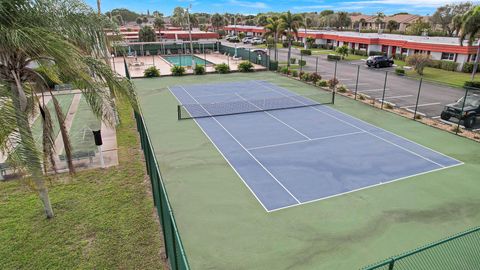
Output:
[368,44,382,54]
[315,38,327,45]
[430,52,442,61]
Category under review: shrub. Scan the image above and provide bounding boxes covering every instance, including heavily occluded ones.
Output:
[310,73,321,83]
[335,45,349,59]
[170,65,185,76]
[406,54,432,75]
[282,42,289,48]
[280,66,289,74]
[355,50,368,56]
[395,67,405,76]
[299,71,305,78]
[464,81,480,88]
[349,47,356,55]
[337,85,348,93]
[290,57,297,64]
[384,103,394,109]
[358,94,366,100]
[215,63,230,74]
[292,41,303,47]
[440,61,458,71]
[238,61,254,72]
[301,73,310,81]
[328,78,339,89]
[300,49,312,55]
[144,66,161,77]
[415,114,423,120]
[368,51,384,56]
[291,70,298,77]
[299,60,306,67]
[327,54,341,61]
[462,62,479,73]
[194,65,205,75]
[269,60,278,71]
[428,60,442,69]
[317,80,328,87]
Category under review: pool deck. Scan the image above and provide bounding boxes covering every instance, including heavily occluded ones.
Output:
[112,53,266,78]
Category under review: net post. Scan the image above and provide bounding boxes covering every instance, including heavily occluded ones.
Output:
[388,259,395,270]
[380,71,388,109]
[300,53,303,73]
[177,105,181,120]
[354,65,360,100]
[413,77,423,120]
[315,57,318,73]
[332,61,337,104]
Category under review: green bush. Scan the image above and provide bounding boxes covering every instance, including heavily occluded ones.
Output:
[440,61,458,71]
[349,47,356,55]
[238,61,254,72]
[291,70,298,77]
[310,73,321,83]
[144,66,161,78]
[395,67,405,76]
[337,85,347,93]
[354,50,368,56]
[328,78,339,89]
[214,63,230,74]
[279,66,289,74]
[170,65,185,76]
[194,65,206,75]
[269,60,278,71]
[282,42,289,48]
[290,57,297,64]
[300,49,312,55]
[368,51,384,56]
[317,80,328,87]
[301,73,311,81]
[292,41,303,47]
[327,54,341,61]
[299,60,306,67]
[462,62,479,73]
[428,60,442,69]
[464,81,480,88]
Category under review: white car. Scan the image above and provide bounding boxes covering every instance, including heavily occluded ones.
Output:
[242,36,254,44]
[251,37,265,45]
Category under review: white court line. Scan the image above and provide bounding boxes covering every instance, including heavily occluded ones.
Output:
[248,131,365,151]
[168,86,270,212]
[234,93,311,140]
[401,102,441,109]
[358,88,390,93]
[253,81,449,168]
[194,90,272,98]
[269,162,463,213]
[178,85,302,205]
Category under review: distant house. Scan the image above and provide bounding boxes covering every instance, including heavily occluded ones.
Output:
[350,14,429,32]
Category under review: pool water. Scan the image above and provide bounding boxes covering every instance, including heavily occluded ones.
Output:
[162,55,213,66]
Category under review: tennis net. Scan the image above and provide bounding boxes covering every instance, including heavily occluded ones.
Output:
[177,93,334,119]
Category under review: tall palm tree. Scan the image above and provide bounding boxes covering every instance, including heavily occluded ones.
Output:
[0,0,137,218]
[458,5,480,80]
[374,12,385,30]
[154,17,165,40]
[96,0,101,15]
[279,11,304,68]
[264,17,283,61]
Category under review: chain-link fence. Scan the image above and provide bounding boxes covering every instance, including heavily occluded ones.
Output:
[219,44,269,68]
[363,227,480,270]
[134,111,190,270]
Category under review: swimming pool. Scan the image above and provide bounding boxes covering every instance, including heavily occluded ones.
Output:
[162,55,213,66]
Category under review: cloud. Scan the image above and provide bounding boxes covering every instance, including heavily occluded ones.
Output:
[293,5,333,10]
[343,0,474,7]
[228,0,269,9]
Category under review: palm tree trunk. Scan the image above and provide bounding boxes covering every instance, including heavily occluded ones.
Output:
[10,77,54,219]
[287,36,292,68]
[274,33,278,61]
[471,44,480,81]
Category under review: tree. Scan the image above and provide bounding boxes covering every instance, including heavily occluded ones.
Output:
[430,3,472,36]
[279,11,304,68]
[306,36,315,49]
[257,14,268,26]
[136,17,143,26]
[211,13,224,31]
[264,17,283,61]
[96,0,101,15]
[0,0,137,218]
[407,18,431,35]
[320,10,334,17]
[172,7,185,29]
[139,26,156,42]
[359,18,367,30]
[386,20,399,32]
[374,12,385,29]
[406,54,432,75]
[153,17,165,40]
[238,32,246,40]
[335,12,351,29]
[458,5,480,80]
[142,16,148,23]
[335,45,349,59]
[245,19,255,26]
[106,8,140,22]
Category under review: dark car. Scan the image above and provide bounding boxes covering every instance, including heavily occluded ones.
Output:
[440,94,480,128]
[366,55,394,68]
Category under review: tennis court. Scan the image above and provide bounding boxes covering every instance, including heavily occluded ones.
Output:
[170,80,462,212]
[134,72,480,270]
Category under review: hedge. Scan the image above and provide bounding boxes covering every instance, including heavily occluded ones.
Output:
[327,54,341,61]
[368,51,384,56]
[299,60,306,67]
[395,68,405,76]
[300,49,312,55]
[462,62,479,73]
[464,81,480,88]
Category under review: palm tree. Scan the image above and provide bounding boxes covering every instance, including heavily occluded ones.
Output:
[0,0,137,218]
[279,11,304,67]
[359,18,367,30]
[386,20,399,33]
[264,17,283,61]
[374,12,385,30]
[96,0,101,15]
[458,5,480,80]
[154,17,165,40]
[211,13,224,31]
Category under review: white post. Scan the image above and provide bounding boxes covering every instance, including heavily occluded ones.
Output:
[98,145,105,168]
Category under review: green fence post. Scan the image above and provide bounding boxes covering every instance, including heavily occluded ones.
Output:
[388,259,395,270]
[380,71,388,109]
[300,53,303,73]
[315,57,318,73]
[413,77,423,120]
[354,65,360,100]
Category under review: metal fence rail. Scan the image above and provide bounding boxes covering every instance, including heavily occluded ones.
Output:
[134,110,190,270]
[363,227,480,270]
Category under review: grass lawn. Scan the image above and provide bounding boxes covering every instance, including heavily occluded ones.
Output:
[405,67,472,88]
[0,101,164,269]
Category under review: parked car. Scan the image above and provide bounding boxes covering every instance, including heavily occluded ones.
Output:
[366,55,394,68]
[251,37,265,45]
[226,35,237,41]
[251,48,267,55]
[229,36,240,43]
[440,94,480,128]
[242,36,254,44]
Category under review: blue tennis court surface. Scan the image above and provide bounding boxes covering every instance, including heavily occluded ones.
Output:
[169,80,462,212]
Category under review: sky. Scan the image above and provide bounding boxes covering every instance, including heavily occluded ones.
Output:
[86,0,475,16]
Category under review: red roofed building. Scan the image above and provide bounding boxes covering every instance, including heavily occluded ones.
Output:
[115,26,219,42]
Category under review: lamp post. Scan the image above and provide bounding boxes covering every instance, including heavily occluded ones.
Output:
[185,5,195,67]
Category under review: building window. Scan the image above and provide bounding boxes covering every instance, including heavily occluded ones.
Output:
[441,52,455,61]
[469,54,478,62]
[359,43,368,50]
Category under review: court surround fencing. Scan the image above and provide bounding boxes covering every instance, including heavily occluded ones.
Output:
[363,227,480,270]
[134,110,190,270]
